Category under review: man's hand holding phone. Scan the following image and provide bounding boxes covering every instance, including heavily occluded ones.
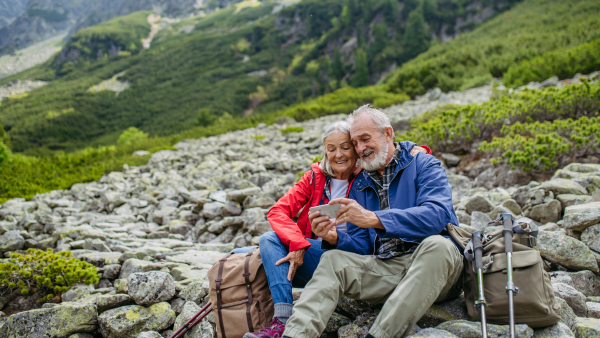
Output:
[308,205,339,246]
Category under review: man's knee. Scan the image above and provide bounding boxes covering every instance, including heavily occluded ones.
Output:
[419,235,457,256]
[259,231,282,248]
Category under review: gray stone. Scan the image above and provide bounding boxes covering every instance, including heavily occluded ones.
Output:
[587,302,600,319]
[535,231,599,273]
[529,199,562,224]
[96,293,135,313]
[0,230,25,252]
[441,153,460,167]
[69,334,95,338]
[324,312,352,333]
[550,270,600,297]
[202,202,225,219]
[227,187,262,204]
[436,320,533,338]
[73,251,123,267]
[582,224,600,254]
[172,301,215,338]
[222,201,242,216]
[553,282,588,316]
[128,271,176,305]
[407,328,458,338]
[336,297,378,318]
[489,205,516,221]
[470,211,492,231]
[455,210,471,225]
[170,298,186,314]
[556,297,577,333]
[557,194,593,210]
[417,296,469,328]
[576,317,600,338]
[533,322,574,338]
[337,324,369,338]
[465,195,494,214]
[62,284,93,302]
[166,250,224,268]
[501,199,523,215]
[538,178,588,195]
[2,302,97,338]
[98,302,176,338]
[115,279,129,293]
[169,220,191,236]
[179,281,210,305]
[137,332,163,338]
[243,194,276,209]
[103,264,122,279]
[119,259,164,279]
[563,202,600,231]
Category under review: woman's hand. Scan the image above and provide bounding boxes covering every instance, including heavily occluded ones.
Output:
[309,211,338,246]
[276,247,307,281]
[410,146,427,156]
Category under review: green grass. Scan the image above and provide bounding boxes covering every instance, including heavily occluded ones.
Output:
[384,0,600,97]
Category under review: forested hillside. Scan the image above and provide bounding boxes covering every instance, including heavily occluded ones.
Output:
[0,0,512,155]
[0,0,599,202]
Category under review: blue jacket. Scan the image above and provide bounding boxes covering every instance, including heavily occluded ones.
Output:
[324,141,459,255]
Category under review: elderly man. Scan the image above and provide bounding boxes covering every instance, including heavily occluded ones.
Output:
[282,105,463,338]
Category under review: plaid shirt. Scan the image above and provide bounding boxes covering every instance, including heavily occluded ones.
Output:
[368,143,418,259]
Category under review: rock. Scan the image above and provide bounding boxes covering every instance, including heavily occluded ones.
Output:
[173,301,215,338]
[533,322,574,338]
[202,202,225,219]
[455,210,471,225]
[98,302,176,338]
[166,250,224,268]
[557,194,593,210]
[501,199,522,215]
[96,294,135,313]
[552,270,600,297]
[74,251,123,267]
[170,298,186,314]
[553,282,588,317]
[222,201,242,216]
[336,297,379,319]
[62,284,93,302]
[441,153,460,167]
[170,266,208,281]
[2,302,97,337]
[128,271,176,305]
[119,259,163,279]
[436,320,533,338]
[417,296,469,328]
[556,297,577,333]
[470,211,492,231]
[244,194,276,208]
[465,195,494,214]
[582,224,600,253]
[0,230,25,252]
[587,302,600,319]
[563,202,600,231]
[137,332,163,338]
[103,264,122,279]
[115,279,129,293]
[337,323,369,338]
[489,205,516,221]
[576,317,600,338]
[69,334,95,338]
[227,187,262,204]
[407,328,458,338]
[529,200,562,224]
[179,281,210,305]
[324,312,352,333]
[535,231,599,273]
[538,179,588,195]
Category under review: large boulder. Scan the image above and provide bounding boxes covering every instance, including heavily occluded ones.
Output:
[556,297,577,333]
[538,178,588,195]
[535,231,599,273]
[553,283,588,317]
[529,200,562,224]
[563,202,600,231]
[98,302,176,338]
[576,317,600,338]
[465,196,494,214]
[533,322,574,338]
[557,194,593,210]
[128,271,176,305]
[435,320,533,337]
[1,302,97,337]
[0,230,25,252]
[172,301,215,338]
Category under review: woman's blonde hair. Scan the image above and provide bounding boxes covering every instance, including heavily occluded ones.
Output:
[319,121,351,177]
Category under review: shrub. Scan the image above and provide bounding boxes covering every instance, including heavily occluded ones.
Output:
[0,142,10,165]
[117,127,149,145]
[250,135,265,140]
[280,126,304,134]
[0,249,100,301]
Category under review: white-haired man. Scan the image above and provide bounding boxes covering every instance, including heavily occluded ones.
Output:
[281,105,463,338]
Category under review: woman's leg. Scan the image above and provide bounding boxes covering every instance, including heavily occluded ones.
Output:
[290,238,326,288]
[259,232,295,305]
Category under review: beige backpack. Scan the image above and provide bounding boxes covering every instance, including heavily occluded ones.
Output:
[446,223,561,328]
[208,249,274,338]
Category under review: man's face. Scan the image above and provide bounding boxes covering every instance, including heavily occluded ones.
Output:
[350,115,391,171]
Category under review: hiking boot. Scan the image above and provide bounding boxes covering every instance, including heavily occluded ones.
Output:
[243,317,285,338]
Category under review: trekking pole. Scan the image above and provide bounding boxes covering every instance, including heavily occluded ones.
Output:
[171,301,213,338]
[502,213,518,338]
[472,231,488,338]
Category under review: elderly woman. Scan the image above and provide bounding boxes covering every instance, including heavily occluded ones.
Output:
[241,121,430,338]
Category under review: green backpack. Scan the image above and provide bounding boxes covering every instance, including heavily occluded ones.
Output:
[446,222,561,328]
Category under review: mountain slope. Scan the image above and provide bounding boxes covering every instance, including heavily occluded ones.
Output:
[0,0,513,155]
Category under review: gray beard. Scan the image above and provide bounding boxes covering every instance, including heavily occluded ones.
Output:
[359,137,389,172]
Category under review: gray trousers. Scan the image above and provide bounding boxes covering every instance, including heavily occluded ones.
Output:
[282,235,464,338]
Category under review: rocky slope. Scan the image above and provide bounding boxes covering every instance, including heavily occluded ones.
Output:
[1,82,600,337]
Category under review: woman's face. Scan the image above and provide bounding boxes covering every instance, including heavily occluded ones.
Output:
[324,131,357,177]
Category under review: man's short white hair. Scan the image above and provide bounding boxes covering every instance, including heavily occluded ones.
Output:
[346,104,392,134]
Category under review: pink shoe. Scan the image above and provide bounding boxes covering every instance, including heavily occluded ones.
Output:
[243,318,286,338]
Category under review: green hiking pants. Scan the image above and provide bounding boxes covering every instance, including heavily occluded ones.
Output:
[283,235,463,338]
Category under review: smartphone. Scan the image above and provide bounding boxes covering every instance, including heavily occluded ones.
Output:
[309,204,341,219]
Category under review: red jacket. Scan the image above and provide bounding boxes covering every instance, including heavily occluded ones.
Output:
[267,146,432,252]
[267,163,356,252]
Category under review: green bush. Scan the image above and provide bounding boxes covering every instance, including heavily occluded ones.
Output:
[0,142,10,166]
[0,249,100,301]
[117,127,149,145]
[396,81,600,172]
[503,39,600,88]
[280,126,304,134]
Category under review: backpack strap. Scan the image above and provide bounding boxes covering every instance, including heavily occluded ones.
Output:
[243,249,257,333]
[216,253,234,338]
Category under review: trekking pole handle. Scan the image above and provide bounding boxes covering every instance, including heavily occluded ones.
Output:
[502,213,513,253]
[473,231,484,270]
